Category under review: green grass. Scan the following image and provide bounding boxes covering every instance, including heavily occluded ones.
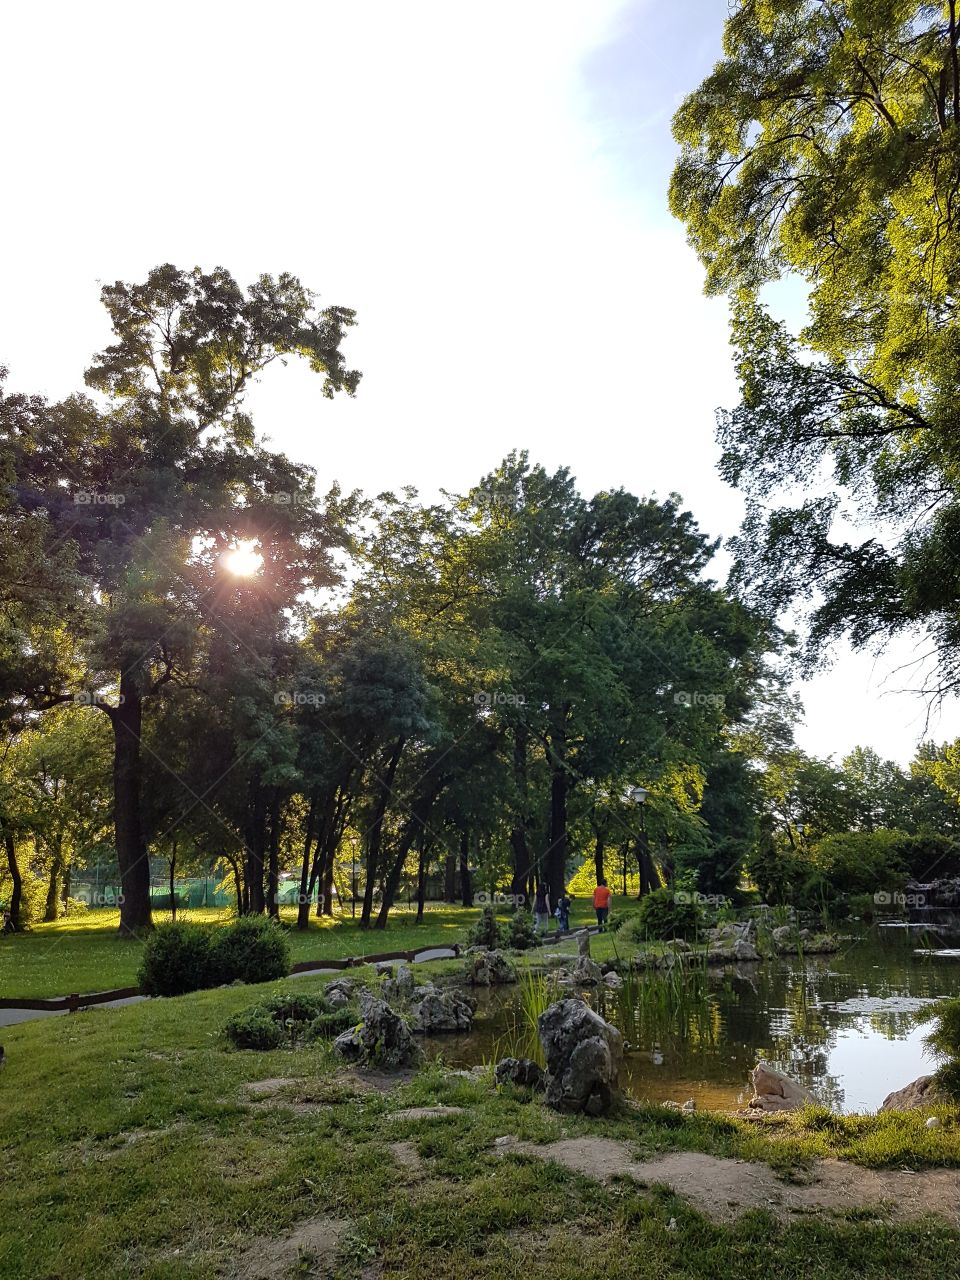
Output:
[0,894,609,1001]
[2,967,960,1279]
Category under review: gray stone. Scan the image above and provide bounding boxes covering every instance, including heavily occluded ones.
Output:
[537,998,623,1116]
[494,1056,546,1090]
[381,964,416,1003]
[409,986,475,1034]
[571,956,604,985]
[323,978,357,1010]
[746,1061,818,1112]
[576,929,592,958]
[879,1074,946,1113]
[603,971,624,990]
[465,950,518,986]
[332,997,420,1070]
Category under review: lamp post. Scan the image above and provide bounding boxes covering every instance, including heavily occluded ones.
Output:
[626,786,649,896]
[351,860,359,919]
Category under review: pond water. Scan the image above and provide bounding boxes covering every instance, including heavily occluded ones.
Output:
[423,927,960,1113]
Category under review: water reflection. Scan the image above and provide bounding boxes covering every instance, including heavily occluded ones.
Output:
[423,927,960,1113]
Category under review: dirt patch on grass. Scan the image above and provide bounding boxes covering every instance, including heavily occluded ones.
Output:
[340,1067,416,1094]
[496,1136,960,1225]
[235,1214,350,1279]
[389,1105,465,1121]
[389,1140,426,1177]
[243,1077,308,1099]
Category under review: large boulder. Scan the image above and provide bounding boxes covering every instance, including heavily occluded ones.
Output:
[465,950,518,986]
[879,1074,946,1112]
[323,977,357,1009]
[381,964,416,1003]
[571,956,604,985]
[494,1057,546,1090]
[576,929,592,958]
[746,1061,818,1112]
[537,998,624,1116]
[332,996,420,1069]
[408,985,475,1034]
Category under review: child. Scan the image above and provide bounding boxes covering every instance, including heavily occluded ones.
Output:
[556,891,571,933]
[533,881,551,934]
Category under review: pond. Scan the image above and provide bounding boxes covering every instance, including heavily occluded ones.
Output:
[422,926,960,1113]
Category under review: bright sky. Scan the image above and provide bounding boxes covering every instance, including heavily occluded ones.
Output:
[2,0,958,765]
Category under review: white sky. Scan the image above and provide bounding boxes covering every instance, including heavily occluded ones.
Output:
[2,0,958,765]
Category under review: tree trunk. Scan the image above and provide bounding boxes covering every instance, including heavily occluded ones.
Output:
[636,830,657,896]
[509,726,531,906]
[266,791,281,920]
[44,849,61,922]
[360,738,404,928]
[375,782,444,928]
[169,839,177,922]
[2,822,23,930]
[546,747,567,902]
[244,783,267,914]
[226,855,243,914]
[296,796,318,930]
[593,830,606,884]
[416,835,428,923]
[459,828,473,908]
[444,851,457,903]
[61,861,71,910]
[110,672,153,935]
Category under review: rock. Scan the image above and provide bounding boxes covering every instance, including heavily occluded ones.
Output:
[381,964,416,1003]
[732,938,761,962]
[494,1057,546,1090]
[927,1115,942,1129]
[537,998,624,1116]
[771,926,839,955]
[879,1074,946,1112]
[571,956,604,985]
[771,925,796,949]
[408,986,475,1034]
[465,950,518,986]
[576,929,592,958]
[323,978,357,1009]
[372,960,396,976]
[682,1099,696,1112]
[603,971,624,990]
[332,997,420,1069]
[388,1105,463,1121]
[746,1061,818,1112]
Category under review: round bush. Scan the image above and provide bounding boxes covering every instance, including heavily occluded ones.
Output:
[223,1007,284,1050]
[137,921,212,996]
[208,915,290,986]
[503,908,536,951]
[260,992,325,1024]
[634,888,702,940]
[306,1008,358,1040]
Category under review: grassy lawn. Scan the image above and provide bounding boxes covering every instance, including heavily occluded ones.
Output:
[2,964,960,1279]
[0,896,612,1001]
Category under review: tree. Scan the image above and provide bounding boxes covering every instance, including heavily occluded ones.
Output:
[671,2,960,694]
[3,266,359,934]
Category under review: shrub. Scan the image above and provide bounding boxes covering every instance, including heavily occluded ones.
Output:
[137,921,212,996]
[259,992,325,1024]
[306,1008,358,1040]
[634,888,702,940]
[503,908,536,951]
[921,998,960,1100]
[468,904,502,950]
[223,1007,284,1051]
[810,830,908,896]
[208,916,290,985]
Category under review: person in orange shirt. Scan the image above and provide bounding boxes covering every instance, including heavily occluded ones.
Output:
[593,879,611,932]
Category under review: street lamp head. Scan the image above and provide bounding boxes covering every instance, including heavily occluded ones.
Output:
[796,823,805,835]
[629,786,648,804]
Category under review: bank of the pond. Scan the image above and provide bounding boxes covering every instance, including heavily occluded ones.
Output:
[421,925,960,1114]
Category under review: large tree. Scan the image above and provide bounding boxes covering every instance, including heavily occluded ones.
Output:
[671,1,960,694]
[3,266,359,934]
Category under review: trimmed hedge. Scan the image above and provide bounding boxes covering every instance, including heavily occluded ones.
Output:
[137,915,291,996]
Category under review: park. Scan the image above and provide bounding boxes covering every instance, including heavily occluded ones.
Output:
[4,2,960,1278]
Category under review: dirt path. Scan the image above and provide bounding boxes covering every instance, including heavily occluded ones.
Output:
[495,1136,960,1224]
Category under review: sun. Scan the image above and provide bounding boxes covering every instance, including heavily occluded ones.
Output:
[222,540,263,577]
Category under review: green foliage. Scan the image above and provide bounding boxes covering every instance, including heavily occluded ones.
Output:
[921,999,960,1101]
[306,1008,358,1040]
[671,4,960,691]
[502,908,536,951]
[208,916,290,986]
[258,991,326,1024]
[222,1006,284,1051]
[468,905,501,950]
[810,831,909,896]
[631,888,702,941]
[137,921,212,997]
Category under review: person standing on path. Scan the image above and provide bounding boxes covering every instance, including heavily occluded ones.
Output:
[533,881,551,934]
[593,879,611,932]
